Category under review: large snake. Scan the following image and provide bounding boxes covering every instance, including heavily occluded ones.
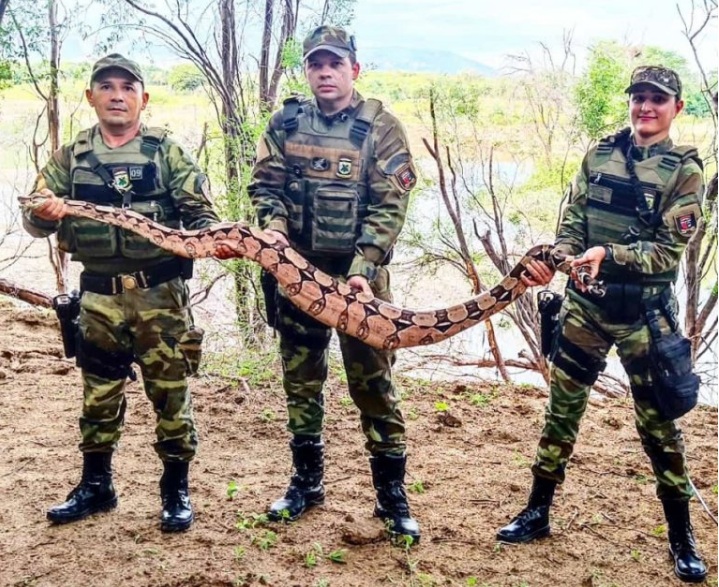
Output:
[19,195,604,351]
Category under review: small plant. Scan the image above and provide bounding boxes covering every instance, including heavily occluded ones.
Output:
[492,542,503,553]
[712,483,718,496]
[233,546,246,561]
[227,480,239,499]
[326,548,347,564]
[251,529,278,550]
[633,473,651,485]
[305,543,323,568]
[260,408,276,423]
[407,407,420,420]
[339,395,354,408]
[650,523,667,537]
[313,579,330,587]
[434,401,450,412]
[236,512,269,531]
[408,480,425,494]
[511,451,529,467]
[630,548,641,562]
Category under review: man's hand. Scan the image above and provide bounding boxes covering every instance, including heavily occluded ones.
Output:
[28,189,66,221]
[569,246,606,292]
[521,260,556,288]
[214,228,289,260]
[347,275,373,297]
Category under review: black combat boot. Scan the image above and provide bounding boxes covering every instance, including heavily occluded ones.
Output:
[496,475,556,543]
[370,453,421,545]
[662,499,707,583]
[268,435,325,521]
[47,452,117,524]
[160,461,194,532]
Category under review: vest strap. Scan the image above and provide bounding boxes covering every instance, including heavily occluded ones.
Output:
[282,96,301,135]
[350,98,382,147]
[140,127,167,158]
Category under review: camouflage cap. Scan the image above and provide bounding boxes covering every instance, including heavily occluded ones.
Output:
[90,53,144,85]
[303,26,357,61]
[625,65,682,98]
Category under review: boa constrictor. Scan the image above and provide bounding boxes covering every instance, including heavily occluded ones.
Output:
[19,195,604,351]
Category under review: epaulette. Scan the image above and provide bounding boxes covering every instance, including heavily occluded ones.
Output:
[72,129,94,157]
[596,127,631,154]
[660,145,703,172]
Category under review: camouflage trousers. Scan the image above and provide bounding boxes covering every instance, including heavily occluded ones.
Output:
[533,289,692,500]
[276,265,406,455]
[77,276,199,461]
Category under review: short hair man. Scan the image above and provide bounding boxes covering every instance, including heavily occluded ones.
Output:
[23,53,219,532]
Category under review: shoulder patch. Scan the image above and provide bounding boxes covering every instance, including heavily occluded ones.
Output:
[664,202,702,237]
[394,162,417,193]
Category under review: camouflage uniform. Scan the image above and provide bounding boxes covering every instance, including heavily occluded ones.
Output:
[24,123,218,461]
[250,90,416,456]
[534,133,704,500]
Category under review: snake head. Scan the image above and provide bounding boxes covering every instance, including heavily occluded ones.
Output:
[576,266,606,297]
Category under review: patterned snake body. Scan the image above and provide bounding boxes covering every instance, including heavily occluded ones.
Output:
[19,196,602,350]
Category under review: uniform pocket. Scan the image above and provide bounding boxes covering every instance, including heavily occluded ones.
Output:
[311,188,358,254]
[119,200,168,259]
[178,326,204,376]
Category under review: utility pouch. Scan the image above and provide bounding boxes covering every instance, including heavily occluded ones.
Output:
[53,290,81,359]
[646,311,700,420]
[602,283,643,322]
[260,270,279,328]
[538,290,563,359]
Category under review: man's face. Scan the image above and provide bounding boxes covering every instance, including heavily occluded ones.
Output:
[85,70,148,132]
[629,84,684,145]
[304,50,360,115]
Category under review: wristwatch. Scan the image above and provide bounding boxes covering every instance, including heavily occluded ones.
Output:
[603,244,614,263]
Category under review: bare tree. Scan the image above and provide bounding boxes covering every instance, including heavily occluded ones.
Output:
[677,0,717,383]
[0,0,9,27]
[8,0,70,293]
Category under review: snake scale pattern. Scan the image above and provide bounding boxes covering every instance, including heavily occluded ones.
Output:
[19,195,600,350]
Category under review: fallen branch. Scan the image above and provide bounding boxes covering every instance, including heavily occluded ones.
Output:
[0,278,53,308]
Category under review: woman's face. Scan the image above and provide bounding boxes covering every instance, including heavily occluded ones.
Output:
[629,84,684,146]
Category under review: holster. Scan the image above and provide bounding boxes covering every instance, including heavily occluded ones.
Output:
[260,270,278,329]
[644,291,699,420]
[537,290,563,359]
[53,290,82,359]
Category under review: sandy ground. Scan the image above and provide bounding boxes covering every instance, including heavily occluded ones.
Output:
[0,293,716,587]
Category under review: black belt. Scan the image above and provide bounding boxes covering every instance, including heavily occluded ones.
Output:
[81,259,184,295]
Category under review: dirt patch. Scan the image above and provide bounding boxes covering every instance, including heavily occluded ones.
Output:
[0,296,716,587]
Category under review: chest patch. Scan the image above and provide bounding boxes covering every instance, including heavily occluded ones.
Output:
[587,184,612,204]
[112,168,131,192]
[337,158,353,178]
[129,166,144,180]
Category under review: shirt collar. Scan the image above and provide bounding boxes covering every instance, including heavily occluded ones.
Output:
[628,136,674,161]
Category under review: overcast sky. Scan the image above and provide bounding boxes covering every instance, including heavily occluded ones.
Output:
[352,0,717,72]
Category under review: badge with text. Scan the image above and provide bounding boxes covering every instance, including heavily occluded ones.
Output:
[337,158,353,178]
[129,166,144,180]
[112,168,131,192]
[675,211,697,236]
[395,162,417,192]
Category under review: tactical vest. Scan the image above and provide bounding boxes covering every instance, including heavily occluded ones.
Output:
[280,96,382,255]
[586,130,698,285]
[57,126,179,263]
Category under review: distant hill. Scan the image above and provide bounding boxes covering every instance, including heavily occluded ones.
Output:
[360,46,496,75]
